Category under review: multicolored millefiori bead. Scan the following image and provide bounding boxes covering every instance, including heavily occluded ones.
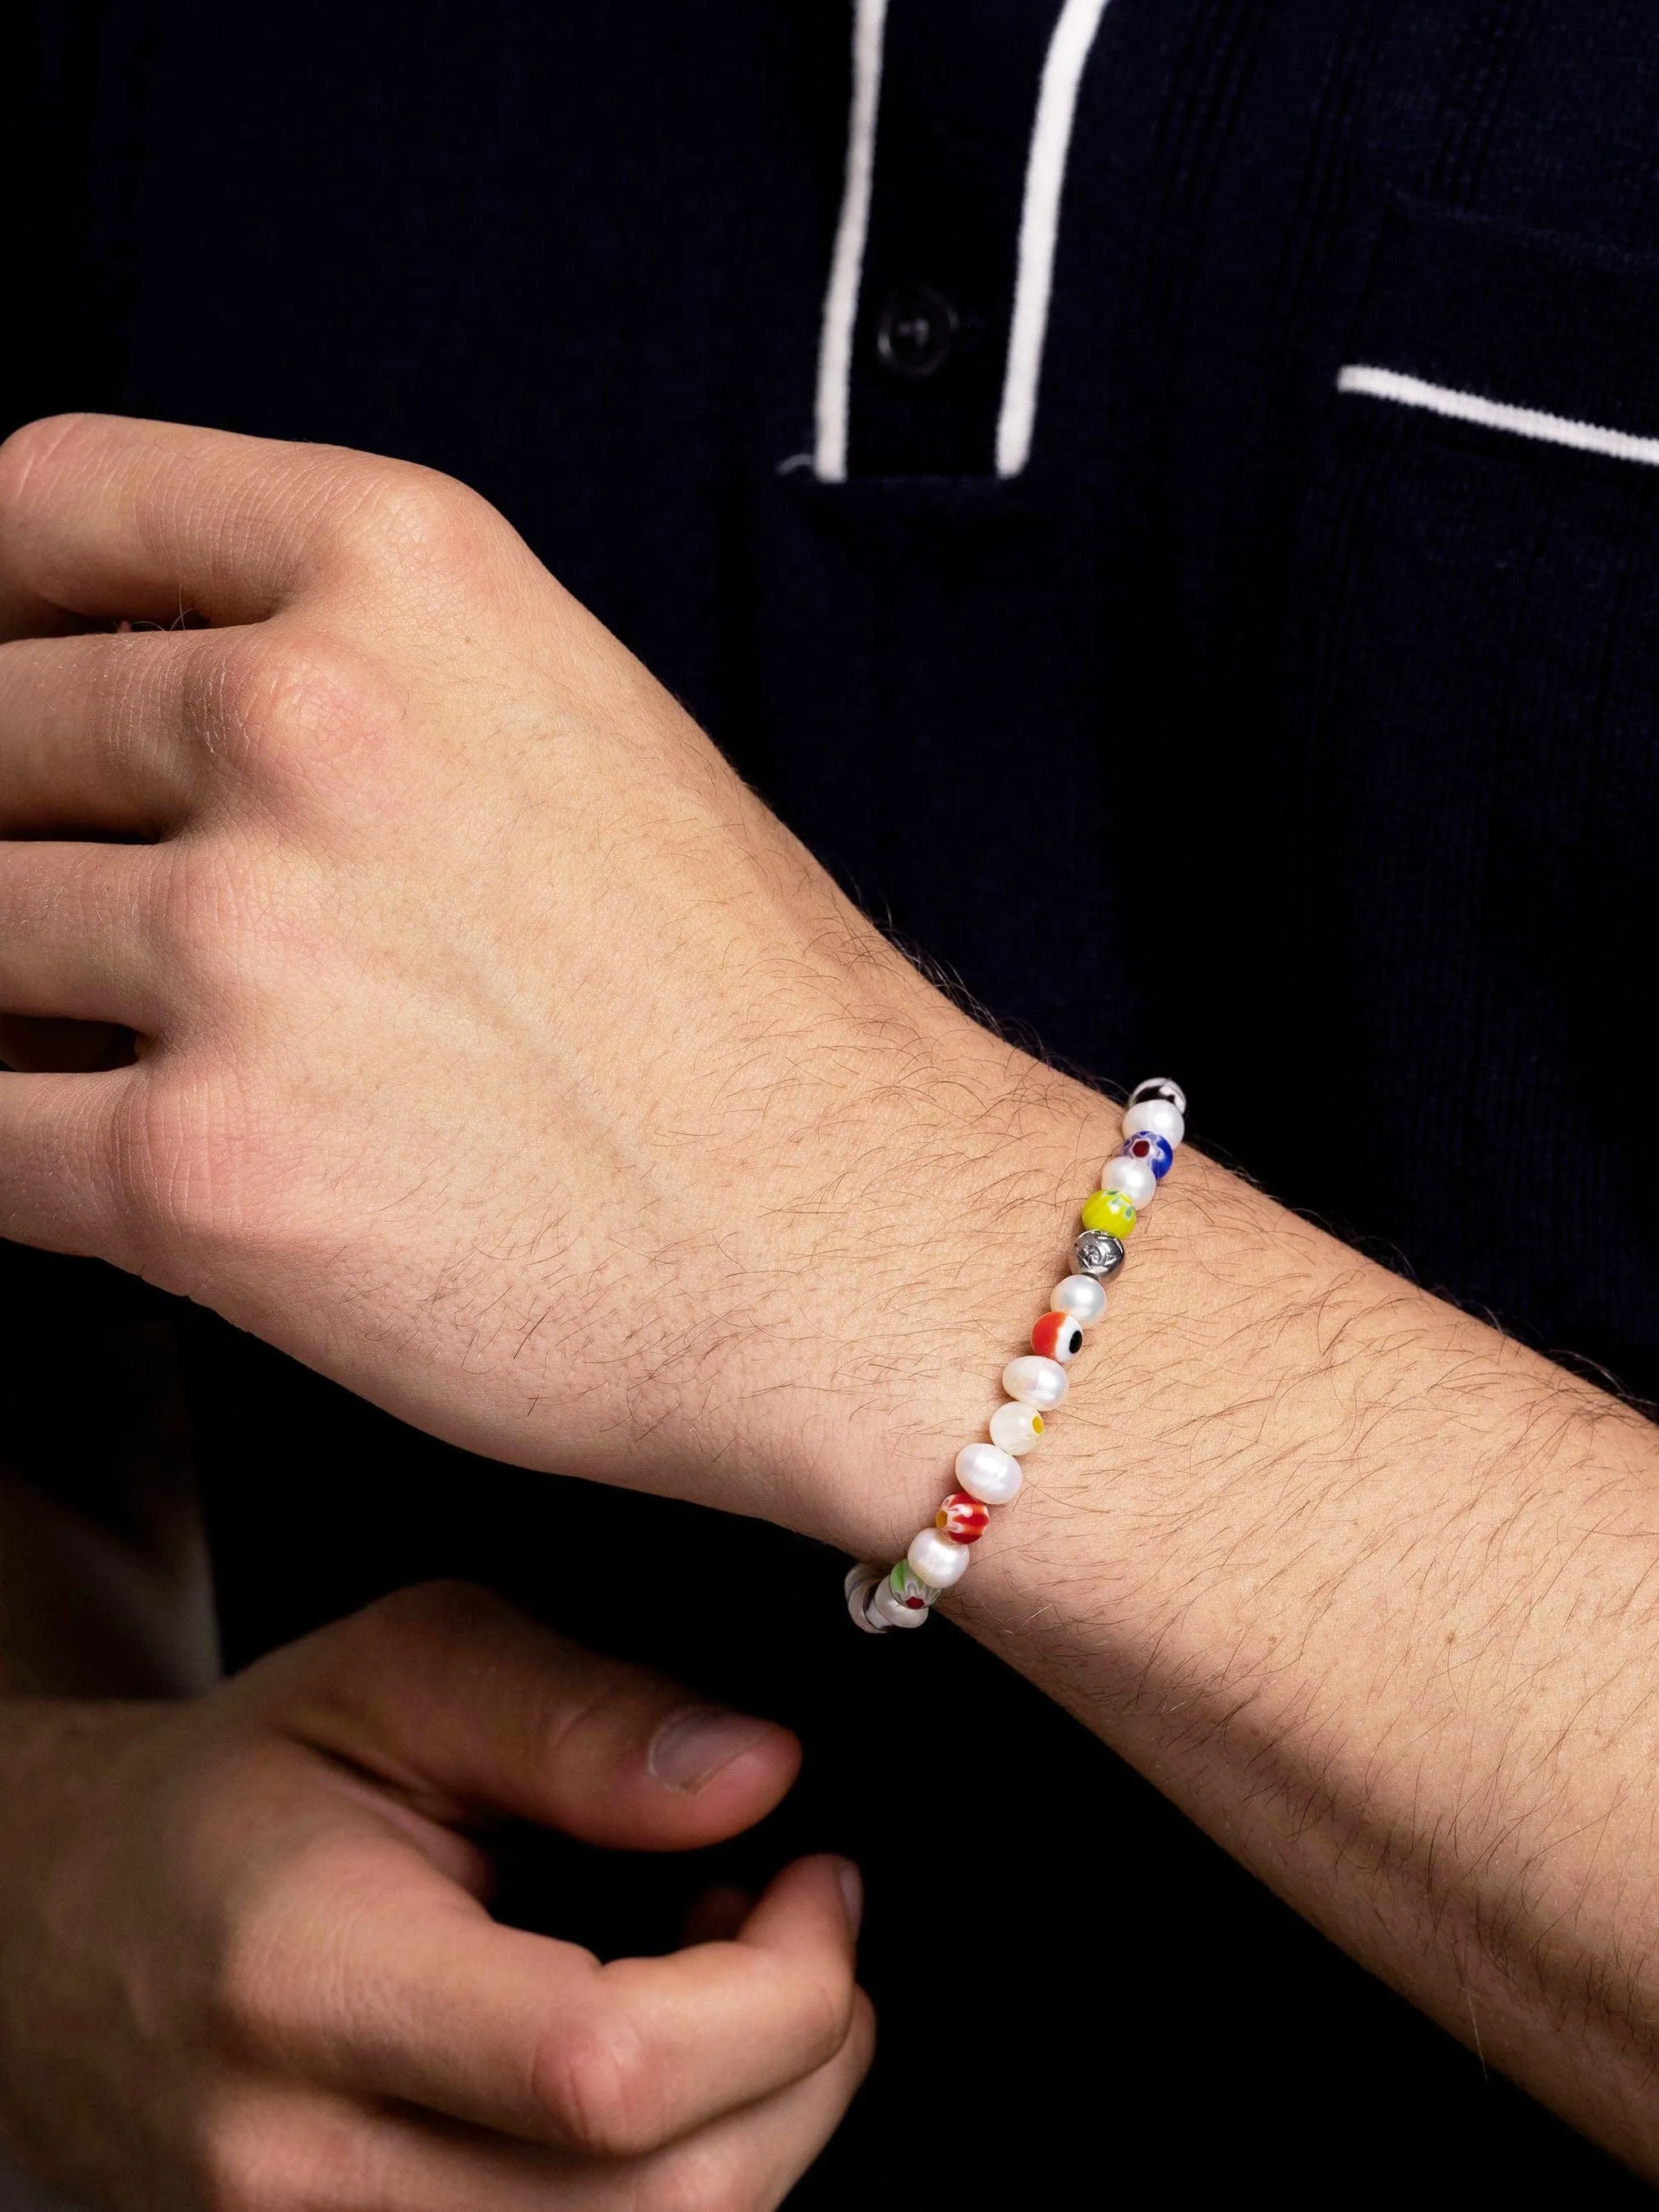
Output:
[848,1079,1188,1633]
[937,1492,991,1543]
[848,1560,939,1630]
[1122,1129,1174,1180]
[1080,1187,1137,1239]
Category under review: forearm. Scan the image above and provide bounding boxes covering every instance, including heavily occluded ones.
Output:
[802,1042,1659,2164]
[2,412,1649,2166]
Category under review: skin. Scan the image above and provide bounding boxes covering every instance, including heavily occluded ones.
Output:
[0,1575,871,2211]
[3,415,1659,2172]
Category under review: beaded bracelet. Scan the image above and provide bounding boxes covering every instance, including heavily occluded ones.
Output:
[846,1077,1188,1633]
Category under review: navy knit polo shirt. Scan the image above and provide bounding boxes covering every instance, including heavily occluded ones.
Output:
[5,3,1659,2196]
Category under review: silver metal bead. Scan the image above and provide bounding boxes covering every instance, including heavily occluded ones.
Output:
[1073,1230,1126,1279]
[1128,1076,1188,1120]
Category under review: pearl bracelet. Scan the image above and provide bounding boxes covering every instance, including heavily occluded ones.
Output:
[846,1078,1188,1634]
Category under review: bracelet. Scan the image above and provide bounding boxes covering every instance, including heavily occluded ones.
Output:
[846,1077,1188,1633]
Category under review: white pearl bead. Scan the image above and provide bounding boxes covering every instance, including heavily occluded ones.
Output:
[1002,1354,1068,1411]
[1102,1152,1157,1210]
[955,1442,1024,1505]
[990,1401,1045,1455]
[869,1577,931,1630]
[908,1526,969,1588]
[1051,1275,1106,1325]
[1123,1097,1184,1147]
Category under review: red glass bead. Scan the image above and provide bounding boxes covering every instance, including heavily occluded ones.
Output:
[936,1492,991,1543]
[1031,1309,1085,1364]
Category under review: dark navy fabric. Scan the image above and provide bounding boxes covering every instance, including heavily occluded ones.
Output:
[6,2,1659,2197]
[845,0,1065,474]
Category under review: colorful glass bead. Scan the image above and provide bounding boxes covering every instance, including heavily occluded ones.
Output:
[1102,1153,1156,1211]
[1123,1097,1183,1148]
[1072,1230,1125,1279]
[989,1402,1045,1455]
[1122,1129,1174,1180]
[1031,1310,1085,1364]
[937,1492,991,1543]
[1082,1188,1137,1239]
[869,1575,933,1630]
[1002,1354,1068,1410]
[1128,1076,1188,1120]
[908,1526,969,1588]
[889,1559,940,1609]
[1051,1274,1106,1324]
[955,1441,1025,1502]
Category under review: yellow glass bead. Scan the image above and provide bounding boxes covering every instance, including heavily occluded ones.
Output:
[1081,1188,1137,1239]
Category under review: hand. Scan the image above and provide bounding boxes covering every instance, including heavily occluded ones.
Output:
[0,413,1111,1559]
[10,424,1659,2176]
[0,1581,871,2210]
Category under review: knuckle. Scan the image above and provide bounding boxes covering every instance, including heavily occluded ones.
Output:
[526,1653,637,1774]
[292,1583,519,1746]
[205,1861,315,2056]
[198,625,394,790]
[321,456,498,574]
[346,1579,503,1665]
[145,837,238,961]
[209,1913,284,2057]
[103,1073,206,1254]
[106,1060,270,1271]
[193,2097,293,2212]
[0,411,96,507]
[207,1828,402,2063]
[531,2011,666,2159]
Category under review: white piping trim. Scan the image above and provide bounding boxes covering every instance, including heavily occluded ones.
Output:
[995,0,1113,480]
[1338,365,1659,470]
[814,0,889,482]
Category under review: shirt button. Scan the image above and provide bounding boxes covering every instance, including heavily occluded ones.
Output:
[875,285,959,379]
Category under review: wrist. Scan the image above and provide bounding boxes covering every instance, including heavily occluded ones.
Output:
[723,1005,1131,1559]
[771,1056,1349,1642]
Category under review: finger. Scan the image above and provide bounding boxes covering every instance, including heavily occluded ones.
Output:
[633,1986,875,2212]
[0,1065,130,1254]
[273,1849,862,2157]
[682,1882,756,1947]
[0,839,169,1027]
[254,1580,802,1851]
[223,2007,872,2212]
[0,412,377,636]
[0,630,205,834]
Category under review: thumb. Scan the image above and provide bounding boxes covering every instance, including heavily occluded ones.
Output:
[236,1580,802,1851]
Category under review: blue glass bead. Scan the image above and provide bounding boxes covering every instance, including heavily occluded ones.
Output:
[1121,1129,1174,1180]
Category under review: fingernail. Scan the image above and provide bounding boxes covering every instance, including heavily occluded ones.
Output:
[834,1859,864,1938]
[648,1706,772,1793]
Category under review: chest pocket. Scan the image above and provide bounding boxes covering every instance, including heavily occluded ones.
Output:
[1284,193,1659,1348]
